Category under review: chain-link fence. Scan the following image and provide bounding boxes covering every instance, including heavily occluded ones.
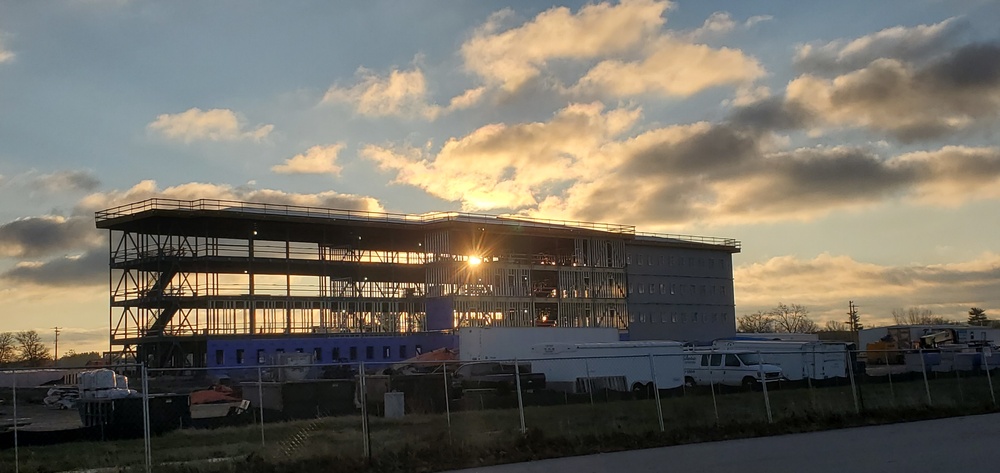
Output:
[1,347,997,472]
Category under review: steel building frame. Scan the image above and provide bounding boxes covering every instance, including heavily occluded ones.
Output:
[97,199,722,367]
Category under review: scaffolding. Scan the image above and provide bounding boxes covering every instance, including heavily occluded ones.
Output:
[97,199,660,367]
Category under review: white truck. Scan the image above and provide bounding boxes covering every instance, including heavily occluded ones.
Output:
[683,349,783,388]
[526,341,685,395]
[712,340,849,381]
[458,327,620,361]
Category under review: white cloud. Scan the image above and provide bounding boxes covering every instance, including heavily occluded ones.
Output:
[461,0,670,92]
[794,17,963,74]
[363,102,642,211]
[460,1,763,99]
[687,11,737,38]
[0,38,13,64]
[571,37,764,98]
[322,66,444,120]
[147,108,274,143]
[271,144,346,175]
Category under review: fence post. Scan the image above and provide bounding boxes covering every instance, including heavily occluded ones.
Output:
[846,348,859,414]
[757,351,773,423]
[647,354,664,432]
[919,348,933,406]
[257,366,265,447]
[360,361,370,461]
[884,351,895,405]
[709,349,719,423]
[442,362,451,431]
[983,349,996,406]
[13,369,18,473]
[142,364,152,473]
[513,359,526,435]
[584,358,594,406]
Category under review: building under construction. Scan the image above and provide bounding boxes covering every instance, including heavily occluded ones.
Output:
[96,199,741,368]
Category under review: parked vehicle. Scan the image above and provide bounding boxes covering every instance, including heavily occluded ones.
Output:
[527,341,685,395]
[683,349,782,388]
[712,340,849,381]
[449,361,546,397]
[458,327,619,361]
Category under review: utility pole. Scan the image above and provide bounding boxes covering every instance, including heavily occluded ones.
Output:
[53,326,61,366]
[847,301,863,333]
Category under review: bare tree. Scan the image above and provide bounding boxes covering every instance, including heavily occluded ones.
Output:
[770,303,817,333]
[891,307,956,325]
[823,320,848,332]
[968,307,989,326]
[737,310,774,333]
[0,332,15,365]
[15,330,51,366]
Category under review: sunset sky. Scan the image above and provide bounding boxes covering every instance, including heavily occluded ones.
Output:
[1,0,999,353]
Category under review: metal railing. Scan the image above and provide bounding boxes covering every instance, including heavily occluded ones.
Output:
[94,198,637,234]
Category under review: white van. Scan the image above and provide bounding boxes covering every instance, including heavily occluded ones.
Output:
[712,340,848,381]
[683,350,782,388]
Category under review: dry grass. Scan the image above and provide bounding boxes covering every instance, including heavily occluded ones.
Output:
[2,374,997,473]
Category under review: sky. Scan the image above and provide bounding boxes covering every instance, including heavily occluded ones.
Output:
[1,0,999,354]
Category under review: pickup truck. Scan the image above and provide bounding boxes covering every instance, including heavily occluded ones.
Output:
[450,361,546,397]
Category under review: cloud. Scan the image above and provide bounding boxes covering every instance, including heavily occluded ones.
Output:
[684,12,772,40]
[460,1,762,99]
[76,180,385,215]
[570,37,764,98]
[794,17,965,75]
[1,248,108,288]
[786,42,1000,141]
[460,0,670,92]
[0,215,104,258]
[271,144,345,175]
[33,170,101,192]
[735,253,1000,326]
[322,66,487,120]
[323,66,442,120]
[363,96,1000,226]
[147,108,274,143]
[362,102,642,211]
[0,37,13,64]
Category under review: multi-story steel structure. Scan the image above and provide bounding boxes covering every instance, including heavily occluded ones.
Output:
[96,199,740,368]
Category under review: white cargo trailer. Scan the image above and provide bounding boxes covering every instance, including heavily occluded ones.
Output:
[458,327,619,361]
[712,340,848,381]
[526,341,685,394]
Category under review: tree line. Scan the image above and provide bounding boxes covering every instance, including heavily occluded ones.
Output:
[738,304,997,333]
[0,330,51,367]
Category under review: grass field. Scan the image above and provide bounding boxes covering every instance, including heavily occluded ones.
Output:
[2,372,997,473]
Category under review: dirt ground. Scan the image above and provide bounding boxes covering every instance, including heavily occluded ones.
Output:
[1,401,82,431]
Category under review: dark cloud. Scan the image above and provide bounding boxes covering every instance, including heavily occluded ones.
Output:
[625,125,761,177]
[785,41,1000,142]
[727,98,813,131]
[35,171,101,193]
[919,42,1000,89]
[1,248,107,287]
[0,216,103,258]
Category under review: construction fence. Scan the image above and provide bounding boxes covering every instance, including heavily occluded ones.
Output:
[1,348,998,473]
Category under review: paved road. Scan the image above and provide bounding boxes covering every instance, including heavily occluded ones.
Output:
[444,413,1000,473]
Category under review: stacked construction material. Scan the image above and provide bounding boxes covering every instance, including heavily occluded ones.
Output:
[43,386,80,409]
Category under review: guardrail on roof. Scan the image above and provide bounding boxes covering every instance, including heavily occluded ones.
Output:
[94,198,637,234]
[634,232,741,250]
